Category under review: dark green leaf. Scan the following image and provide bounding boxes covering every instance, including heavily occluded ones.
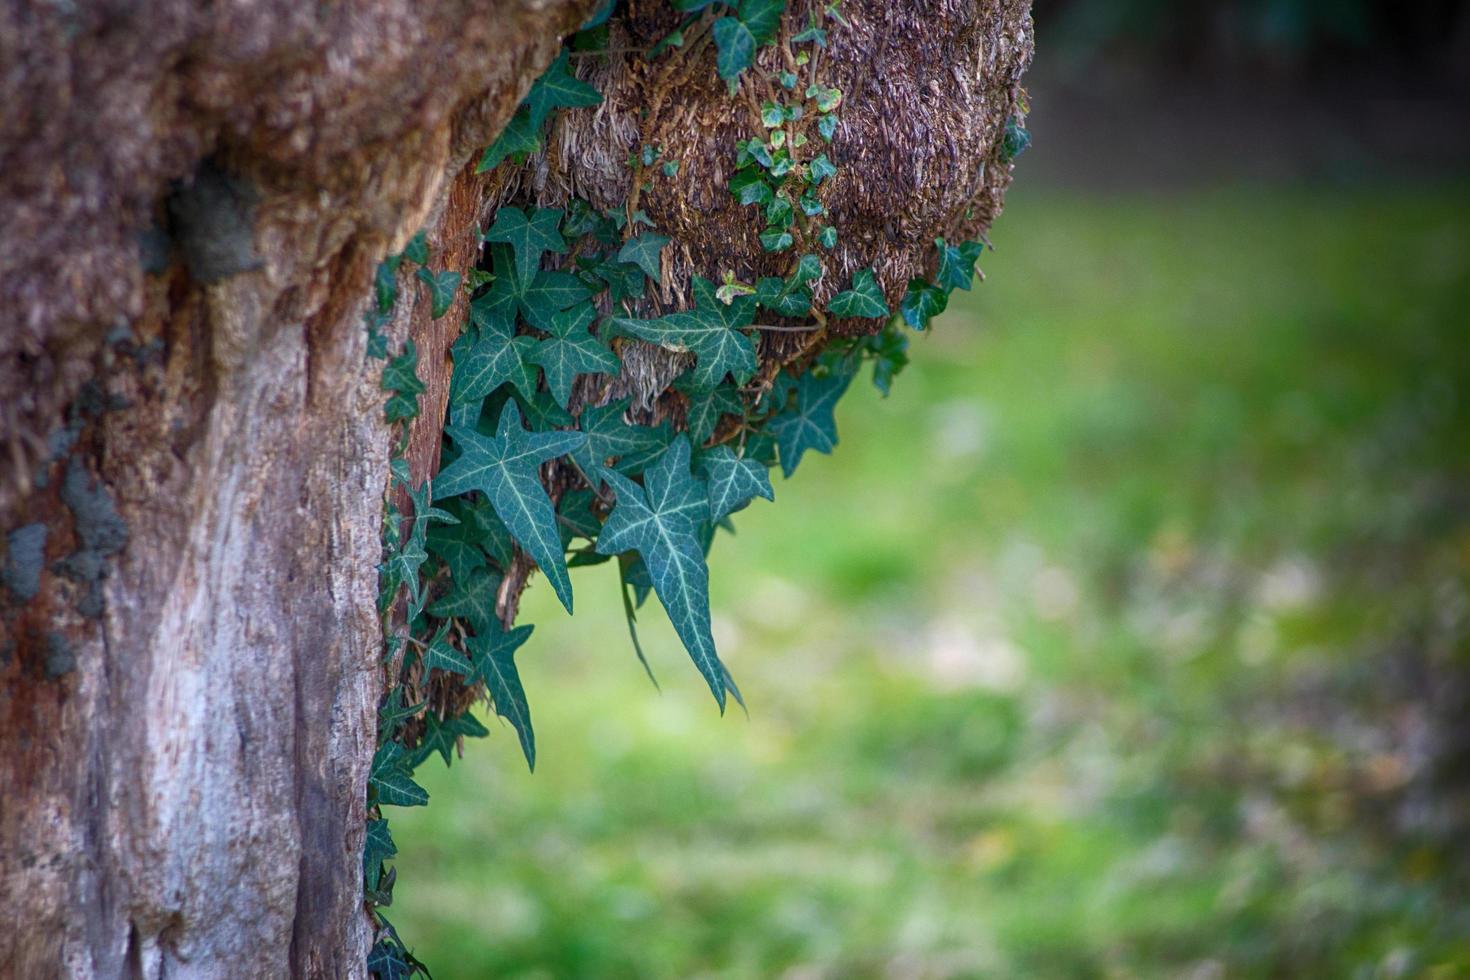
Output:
[477,109,539,173]
[452,304,539,405]
[402,231,429,266]
[382,340,425,424]
[900,277,949,330]
[364,818,397,892]
[369,741,428,808]
[808,153,837,184]
[375,260,399,313]
[528,302,619,409]
[827,268,890,319]
[415,268,460,319]
[434,402,585,613]
[596,437,729,711]
[935,237,986,292]
[759,228,794,252]
[467,622,537,770]
[617,232,669,281]
[699,445,774,521]
[524,50,603,130]
[681,382,743,445]
[867,322,910,396]
[739,0,786,43]
[769,370,850,477]
[483,207,567,284]
[427,567,502,632]
[729,169,775,207]
[818,225,837,249]
[713,17,757,84]
[420,621,474,678]
[412,710,489,768]
[570,397,674,483]
[610,278,758,390]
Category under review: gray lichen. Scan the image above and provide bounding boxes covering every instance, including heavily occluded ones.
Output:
[44,632,76,678]
[2,523,48,602]
[55,458,128,618]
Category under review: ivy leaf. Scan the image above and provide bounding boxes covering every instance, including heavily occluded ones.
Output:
[867,322,910,396]
[808,153,837,184]
[364,818,397,892]
[415,268,461,319]
[467,622,537,770]
[383,531,428,619]
[375,259,399,313]
[434,402,585,613]
[427,567,502,632]
[754,276,811,317]
[570,397,674,483]
[588,257,646,304]
[562,198,604,238]
[557,488,603,542]
[900,277,949,330]
[699,445,774,522]
[611,278,757,390]
[759,228,794,253]
[936,237,985,292]
[729,169,775,207]
[426,520,490,585]
[827,268,890,319]
[596,436,729,711]
[817,225,837,249]
[420,621,474,678]
[528,302,620,409]
[402,231,429,266]
[484,207,567,284]
[412,710,490,769]
[367,936,411,980]
[769,370,850,477]
[524,50,602,130]
[477,108,540,173]
[681,381,743,445]
[381,340,424,424]
[512,388,576,431]
[452,299,539,406]
[377,687,424,736]
[792,253,823,285]
[713,17,757,85]
[369,741,428,808]
[817,113,838,141]
[740,0,786,43]
[617,232,669,281]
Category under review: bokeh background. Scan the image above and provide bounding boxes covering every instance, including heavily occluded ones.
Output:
[392,2,1470,975]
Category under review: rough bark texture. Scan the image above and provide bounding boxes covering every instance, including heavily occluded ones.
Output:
[0,2,593,976]
[0,0,1030,976]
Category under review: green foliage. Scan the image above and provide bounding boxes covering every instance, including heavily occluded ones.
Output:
[484,207,568,282]
[699,444,774,521]
[827,268,890,319]
[527,303,619,409]
[768,369,850,477]
[612,278,759,391]
[381,340,424,424]
[616,232,669,280]
[415,268,460,319]
[467,622,538,769]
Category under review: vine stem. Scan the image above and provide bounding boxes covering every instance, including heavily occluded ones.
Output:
[750,323,819,332]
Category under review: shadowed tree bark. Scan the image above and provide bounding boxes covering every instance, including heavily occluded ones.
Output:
[0,1,1031,976]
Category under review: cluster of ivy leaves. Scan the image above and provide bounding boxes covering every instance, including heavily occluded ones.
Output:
[364,1,1002,976]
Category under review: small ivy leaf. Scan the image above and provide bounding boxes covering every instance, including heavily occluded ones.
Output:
[817,225,837,249]
[382,340,425,424]
[528,302,620,409]
[425,521,489,588]
[760,101,784,128]
[364,818,397,893]
[477,108,540,173]
[759,228,794,253]
[434,402,585,613]
[900,277,949,330]
[779,70,798,89]
[792,253,824,285]
[411,710,490,769]
[483,207,567,284]
[740,0,786,43]
[402,231,429,267]
[427,567,502,633]
[383,532,429,620]
[935,237,986,292]
[769,129,787,150]
[817,113,838,141]
[713,16,757,85]
[798,188,825,216]
[415,268,461,319]
[662,159,680,177]
[769,370,850,477]
[464,267,494,293]
[729,169,775,207]
[680,381,743,446]
[562,198,604,238]
[375,260,399,313]
[827,268,891,319]
[580,255,645,305]
[467,621,537,770]
[367,935,412,980]
[649,26,685,57]
[611,278,758,391]
[699,445,774,522]
[765,195,793,228]
[365,310,391,360]
[596,436,729,711]
[808,153,838,185]
[1001,116,1032,162]
[377,687,424,736]
[617,232,669,281]
[524,50,602,131]
[456,495,517,568]
[369,741,429,808]
[570,397,674,484]
[452,301,539,406]
[753,277,811,318]
[867,322,910,396]
[421,622,474,678]
[806,83,842,113]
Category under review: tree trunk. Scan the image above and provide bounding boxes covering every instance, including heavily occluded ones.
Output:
[0,1,1031,976]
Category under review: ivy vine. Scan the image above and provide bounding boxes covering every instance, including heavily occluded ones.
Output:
[362,2,1012,974]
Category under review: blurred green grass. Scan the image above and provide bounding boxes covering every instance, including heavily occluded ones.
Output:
[392,185,1470,979]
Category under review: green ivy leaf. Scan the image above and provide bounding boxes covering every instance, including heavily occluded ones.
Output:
[467,621,537,770]
[477,109,540,173]
[420,621,474,678]
[611,278,759,391]
[760,101,785,128]
[375,259,399,313]
[415,268,460,319]
[411,710,490,769]
[808,153,838,185]
[867,322,910,396]
[818,225,837,249]
[828,268,890,319]
[524,50,602,131]
[713,16,757,85]
[452,297,539,406]
[729,169,775,207]
[759,228,794,253]
[369,741,428,808]
[817,113,838,142]
[427,567,502,632]
[900,277,949,330]
[740,0,786,43]
[528,302,620,409]
[680,381,743,445]
[434,402,585,613]
[617,232,669,281]
[377,687,424,736]
[769,370,850,477]
[381,340,425,424]
[426,519,489,590]
[753,276,811,318]
[402,231,429,266]
[483,207,567,284]
[935,237,985,292]
[570,397,674,484]
[765,194,794,228]
[596,436,730,711]
[364,818,397,892]
[699,445,774,522]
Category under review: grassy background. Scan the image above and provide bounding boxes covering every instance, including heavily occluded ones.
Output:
[391,184,1470,978]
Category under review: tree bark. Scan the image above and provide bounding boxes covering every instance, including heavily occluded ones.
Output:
[0,1,1031,976]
